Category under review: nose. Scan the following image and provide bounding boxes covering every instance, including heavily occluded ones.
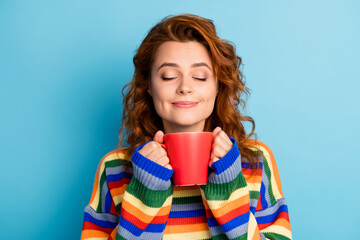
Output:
[176,78,193,95]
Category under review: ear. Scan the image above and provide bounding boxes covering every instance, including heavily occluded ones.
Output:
[147,88,152,96]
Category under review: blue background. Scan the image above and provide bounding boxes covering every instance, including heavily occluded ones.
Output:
[1,0,359,239]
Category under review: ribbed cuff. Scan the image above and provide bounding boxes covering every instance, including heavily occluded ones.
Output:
[131,140,174,181]
[211,137,240,175]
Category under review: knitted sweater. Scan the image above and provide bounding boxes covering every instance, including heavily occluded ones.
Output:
[81,137,292,240]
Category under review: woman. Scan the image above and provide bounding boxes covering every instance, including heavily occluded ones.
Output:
[81,14,292,240]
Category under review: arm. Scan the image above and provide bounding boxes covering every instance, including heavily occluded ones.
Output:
[253,143,292,240]
[200,138,292,240]
[81,141,174,240]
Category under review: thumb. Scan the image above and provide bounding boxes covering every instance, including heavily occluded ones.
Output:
[154,130,164,144]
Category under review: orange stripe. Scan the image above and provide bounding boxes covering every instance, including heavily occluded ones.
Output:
[207,203,250,224]
[164,222,209,234]
[121,198,171,223]
[251,226,262,240]
[258,212,290,230]
[244,139,283,196]
[81,229,109,239]
[205,194,249,217]
[110,227,118,239]
[243,171,262,184]
[109,181,130,197]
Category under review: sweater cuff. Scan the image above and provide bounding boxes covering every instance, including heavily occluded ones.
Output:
[210,137,240,175]
[131,140,174,183]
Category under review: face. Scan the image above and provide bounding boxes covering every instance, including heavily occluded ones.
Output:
[148,41,218,133]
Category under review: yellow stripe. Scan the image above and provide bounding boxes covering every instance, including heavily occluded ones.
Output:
[123,191,173,216]
[113,193,124,205]
[109,151,131,162]
[201,186,249,210]
[173,187,201,198]
[247,212,261,240]
[247,183,261,193]
[163,230,211,240]
[261,225,292,239]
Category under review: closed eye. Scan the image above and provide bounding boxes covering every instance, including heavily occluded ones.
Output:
[161,77,176,80]
[194,77,207,81]
[161,77,207,81]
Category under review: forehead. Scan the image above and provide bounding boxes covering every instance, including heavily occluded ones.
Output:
[154,41,212,64]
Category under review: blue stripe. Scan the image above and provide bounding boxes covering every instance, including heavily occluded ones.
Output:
[119,215,143,236]
[256,204,288,224]
[84,212,118,229]
[105,190,112,213]
[207,217,220,227]
[241,162,263,169]
[169,209,206,218]
[221,212,250,232]
[250,206,256,215]
[260,182,268,209]
[144,222,167,232]
[119,215,167,236]
[107,172,131,182]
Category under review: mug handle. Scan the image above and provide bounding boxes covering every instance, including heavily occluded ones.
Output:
[160,143,167,150]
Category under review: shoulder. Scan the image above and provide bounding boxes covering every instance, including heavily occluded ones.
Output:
[93,148,132,177]
[242,139,284,197]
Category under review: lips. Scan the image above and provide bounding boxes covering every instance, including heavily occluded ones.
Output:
[172,101,198,108]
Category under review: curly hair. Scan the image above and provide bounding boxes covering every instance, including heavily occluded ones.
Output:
[114,13,260,171]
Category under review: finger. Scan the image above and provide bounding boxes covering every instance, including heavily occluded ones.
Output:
[213,132,233,152]
[209,142,228,167]
[164,163,173,170]
[147,145,167,160]
[211,127,223,150]
[217,131,233,147]
[154,130,164,144]
[154,155,170,167]
[212,127,222,139]
[139,141,158,156]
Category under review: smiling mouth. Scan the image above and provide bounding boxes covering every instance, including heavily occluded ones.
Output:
[172,102,198,108]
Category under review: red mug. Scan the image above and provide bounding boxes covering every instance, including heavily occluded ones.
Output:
[160,132,213,186]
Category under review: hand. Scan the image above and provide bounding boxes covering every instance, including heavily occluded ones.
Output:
[138,130,173,170]
[209,127,234,167]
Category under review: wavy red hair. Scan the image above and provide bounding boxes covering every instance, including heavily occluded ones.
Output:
[114,14,260,170]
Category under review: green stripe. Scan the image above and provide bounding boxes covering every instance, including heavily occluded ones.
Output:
[263,232,291,240]
[262,153,276,205]
[116,202,122,214]
[211,233,247,240]
[125,177,173,208]
[172,195,203,205]
[201,171,248,200]
[105,159,131,168]
[211,234,228,240]
[234,233,248,240]
[116,234,126,240]
[249,190,259,200]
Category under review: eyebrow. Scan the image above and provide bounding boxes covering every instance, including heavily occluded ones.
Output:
[157,62,212,72]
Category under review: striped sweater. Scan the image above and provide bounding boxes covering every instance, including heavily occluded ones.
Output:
[81,137,292,240]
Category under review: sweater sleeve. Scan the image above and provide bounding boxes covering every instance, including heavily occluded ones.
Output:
[81,140,174,240]
[200,137,292,240]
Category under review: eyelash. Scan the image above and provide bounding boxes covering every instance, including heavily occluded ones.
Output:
[161,77,207,81]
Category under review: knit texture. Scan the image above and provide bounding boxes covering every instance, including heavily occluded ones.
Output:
[81,138,292,240]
